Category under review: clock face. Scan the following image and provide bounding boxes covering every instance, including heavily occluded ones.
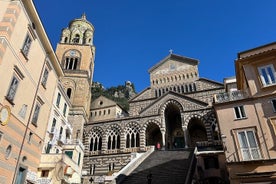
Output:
[70,50,76,56]
[0,106,10,126]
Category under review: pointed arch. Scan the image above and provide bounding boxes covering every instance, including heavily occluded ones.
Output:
[125,121,141,148]
[159,99,184,115]
[143,119,162,147]
[88,126,104,151]
[106,124,121,150]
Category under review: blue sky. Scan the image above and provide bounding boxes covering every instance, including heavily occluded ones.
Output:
[34,0,276,93]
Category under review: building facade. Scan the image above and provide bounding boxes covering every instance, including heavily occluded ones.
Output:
[214,42,276,183]
[0,0,63,183]
[38,82,84,184]
[83,54,228,183]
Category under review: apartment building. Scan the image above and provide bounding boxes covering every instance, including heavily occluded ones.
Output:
[38,83,84,183]
[0,0,63,183]
[214,42,276,183]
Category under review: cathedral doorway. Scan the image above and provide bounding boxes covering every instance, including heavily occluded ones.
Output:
[146,123,162,147]
[188,117,207,147]
[164,103,184,149]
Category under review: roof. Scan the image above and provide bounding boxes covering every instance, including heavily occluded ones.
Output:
[148,53,199,73]
[69,13,94,31]
[237,41,276,59]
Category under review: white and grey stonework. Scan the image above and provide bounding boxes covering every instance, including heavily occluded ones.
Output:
[83,53,225,180]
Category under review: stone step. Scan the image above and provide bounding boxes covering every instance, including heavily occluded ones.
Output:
[120,148,195,184]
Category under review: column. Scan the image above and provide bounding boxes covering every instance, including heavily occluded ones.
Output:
[161,130,166,150]
[184,128,188,148]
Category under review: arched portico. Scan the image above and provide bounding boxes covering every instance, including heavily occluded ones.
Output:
[158,100,186,149]
[187,117,207,147]
[145,122,162,148]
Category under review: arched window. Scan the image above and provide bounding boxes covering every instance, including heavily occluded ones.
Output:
[125,122,140,148]
[185,85,189,92]
[64,37,68,43]
[67,88,72,99]
[89,130,102,151]
[189,84,193,91]
[107,126,120,150]
[64,57,79,70]
[73,34,80,43]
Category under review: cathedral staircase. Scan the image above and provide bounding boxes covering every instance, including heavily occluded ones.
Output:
[117,148,195,184]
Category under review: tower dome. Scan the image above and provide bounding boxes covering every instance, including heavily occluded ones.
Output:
[60,13,95,46]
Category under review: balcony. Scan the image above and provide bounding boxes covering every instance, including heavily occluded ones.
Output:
[57,136,66,145]
[64,139,84,150]
[214,90,249,103]
[39,153,82,175]
[48,127,56,135]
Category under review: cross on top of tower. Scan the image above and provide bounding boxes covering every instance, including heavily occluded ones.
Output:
[169,49,173,54]
[81,13,86,20]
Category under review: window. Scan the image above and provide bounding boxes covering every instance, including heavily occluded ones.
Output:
[56,93,61,107]
[59,127,63,139]
[234,106,246,119]
[41,170,49,177]
[67,88,72,98]
[90,164,95,175]
[41,68,49,87]
[272,99,276,112]
[258,64,276,86]
[5,145,12,159]
[78,152,81,166]
[31,103,41,126]
[21,34,32,57]
[65,151,73,159]
[51,118,56,132]
[237,129,261,161]
[64,57,79,70]
[45,142,51,154]
[15,167,27,184]
[18,104,27,119]
[63,103,67,117]
[6,76,19,103]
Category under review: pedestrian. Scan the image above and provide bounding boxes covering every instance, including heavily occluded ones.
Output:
[156,142,160,150]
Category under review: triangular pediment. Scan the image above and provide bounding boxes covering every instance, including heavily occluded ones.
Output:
[139,91,208,116]
[129,87,152,102]
[198,78,224,89]
[148,54,199,75]
[91,95,117,110]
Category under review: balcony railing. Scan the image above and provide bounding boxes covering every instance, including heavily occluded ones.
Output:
[86,146,153,156]
[214,90,249,103]
[64,139,84,150]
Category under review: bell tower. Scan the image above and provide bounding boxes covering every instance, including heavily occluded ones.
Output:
[55,13,95,140]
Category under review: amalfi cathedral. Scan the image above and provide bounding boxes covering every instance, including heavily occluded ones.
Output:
[1,1,276,184]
